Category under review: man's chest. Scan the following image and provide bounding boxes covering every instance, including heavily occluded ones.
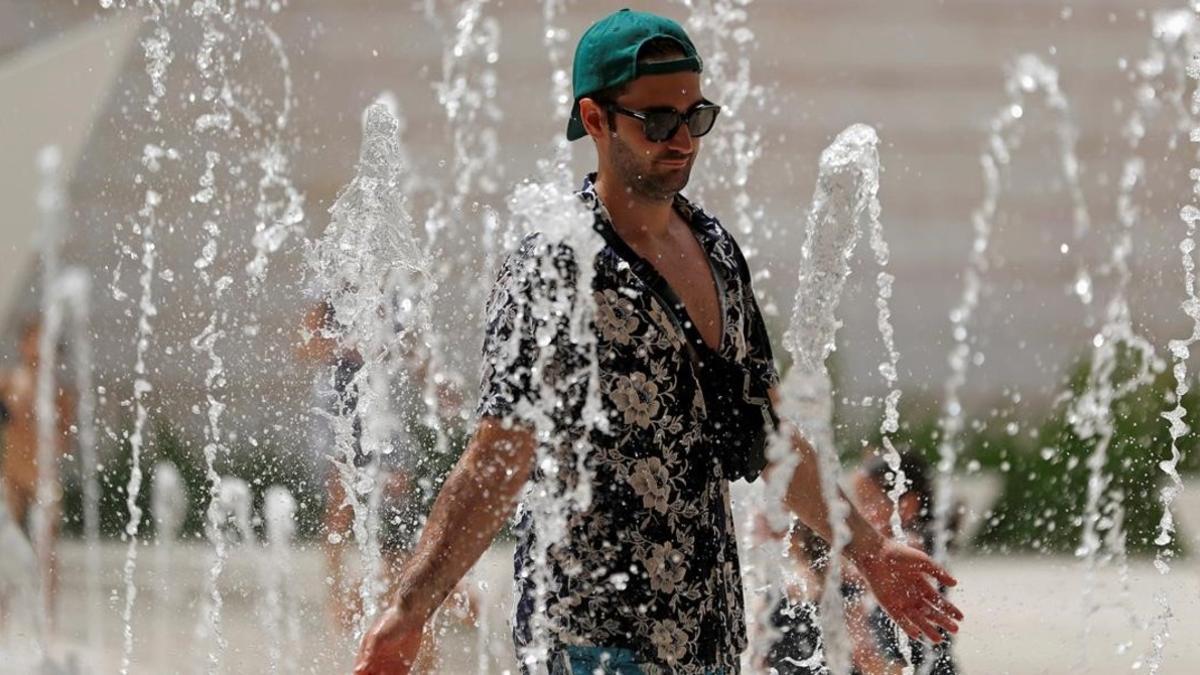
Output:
[627,219,723,353]
[589,247,742,444]
[652,258,721,352]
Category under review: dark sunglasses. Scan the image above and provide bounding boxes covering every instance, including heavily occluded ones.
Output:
[603,100,722,142]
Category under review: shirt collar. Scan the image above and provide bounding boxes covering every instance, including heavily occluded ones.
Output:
[577,172,701,237]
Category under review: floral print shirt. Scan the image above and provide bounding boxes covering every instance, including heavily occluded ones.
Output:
[476,174,779,673]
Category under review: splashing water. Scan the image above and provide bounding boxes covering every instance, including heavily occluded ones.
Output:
[421,0,505,458]
[243,20,305,287]
[209,477,254,547]
[1070,87,1163,675]
[114,3,171,669]
[58,268,101,654]
[1069,11,1200,669]
[307,99,434,638]
[931,53,1095,567]
[151,460,186,654]
[32,145,65,667]
[94,2,305,669]
[764,124,883,674]
[33,145,61,552]
[34,145,101,664]
[860,142,916,673]
[262,485,299,673]
[679,0,765,247]
[190,2,236,665]
[501,176,602,671]
[1146,2,1200,579]
[189,2,274,667]
[150,461,186,541]
[539,0,575,182]
[1146,9,1200,669]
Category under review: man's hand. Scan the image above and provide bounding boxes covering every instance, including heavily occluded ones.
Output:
[353,606,423,675]
[768,386,965,643]
[854,538,962,643]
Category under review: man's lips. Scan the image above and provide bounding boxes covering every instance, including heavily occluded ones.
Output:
[656,157,690,167]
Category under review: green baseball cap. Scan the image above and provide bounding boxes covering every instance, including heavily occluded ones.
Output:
[566,8,703,141]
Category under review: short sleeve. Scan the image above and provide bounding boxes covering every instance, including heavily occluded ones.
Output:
[743,284,780,391]
[730,239,780,392]
[475,234,587,427]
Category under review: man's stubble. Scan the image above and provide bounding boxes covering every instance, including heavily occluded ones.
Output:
[608,132,694,203]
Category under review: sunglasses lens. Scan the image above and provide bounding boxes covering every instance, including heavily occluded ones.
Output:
[643,112,681,142]
[687,107,719,137]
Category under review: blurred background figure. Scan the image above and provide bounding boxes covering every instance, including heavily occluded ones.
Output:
[849,451,960,675]
[759,518,832,675]
[759,449,962,675]
[296,294,474,669]
[0,317,75,617]
[297,296,369,630]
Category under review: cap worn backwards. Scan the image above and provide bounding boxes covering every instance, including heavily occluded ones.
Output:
[565,8,703,142]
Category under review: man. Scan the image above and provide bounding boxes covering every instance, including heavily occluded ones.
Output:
[356,9,962,674]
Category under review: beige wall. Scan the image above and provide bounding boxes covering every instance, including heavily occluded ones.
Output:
[0,15,138,325]
[0,0,1193,449]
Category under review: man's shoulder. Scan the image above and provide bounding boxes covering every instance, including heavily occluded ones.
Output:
[494,231,594,289]
[677,192,737,240]
[679,197,756,286]
[508,230,584,259]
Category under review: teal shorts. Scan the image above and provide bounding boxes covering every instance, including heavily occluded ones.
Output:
[547,646,730,675]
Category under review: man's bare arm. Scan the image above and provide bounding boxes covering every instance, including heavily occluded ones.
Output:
[766,387,963,642]
[355,416,534,674]
[392,416,533,618]
[764,389,881,558]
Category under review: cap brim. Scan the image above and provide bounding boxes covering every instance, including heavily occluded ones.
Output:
[566,99,586,141]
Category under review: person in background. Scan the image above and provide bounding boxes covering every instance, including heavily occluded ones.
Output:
[849,451,960,675]
[297,297,370,630]
[297,296,474,669]
[757,518,892,675]
[0,318,75,616]
[758,517,832,675]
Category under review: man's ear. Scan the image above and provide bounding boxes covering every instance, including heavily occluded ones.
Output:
[578,97,610,140]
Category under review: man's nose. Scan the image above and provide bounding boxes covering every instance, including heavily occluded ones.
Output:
[666,122,694,154]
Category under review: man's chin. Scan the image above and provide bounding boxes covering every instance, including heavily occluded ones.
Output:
[654,165,692,192]
[628,164,693,201]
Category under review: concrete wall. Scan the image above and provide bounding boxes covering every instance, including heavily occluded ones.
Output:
[0,0,1194,451]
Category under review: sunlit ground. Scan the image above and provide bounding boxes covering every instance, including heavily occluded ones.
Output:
[2,539,1195,675]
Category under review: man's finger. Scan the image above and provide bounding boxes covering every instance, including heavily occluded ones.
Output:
[920,558,958,587]
[893,614,923,641]
[924,590,964,622]
[909,611,944,644]
[920,601,959,635]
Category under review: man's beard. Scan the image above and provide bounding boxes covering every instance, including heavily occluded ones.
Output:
[609,133,693,202]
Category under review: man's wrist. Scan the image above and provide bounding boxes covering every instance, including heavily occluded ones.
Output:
[391,564,446,622]
[843,523,885,567]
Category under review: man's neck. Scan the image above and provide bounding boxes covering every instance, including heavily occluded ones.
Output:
[594,172,675,245]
